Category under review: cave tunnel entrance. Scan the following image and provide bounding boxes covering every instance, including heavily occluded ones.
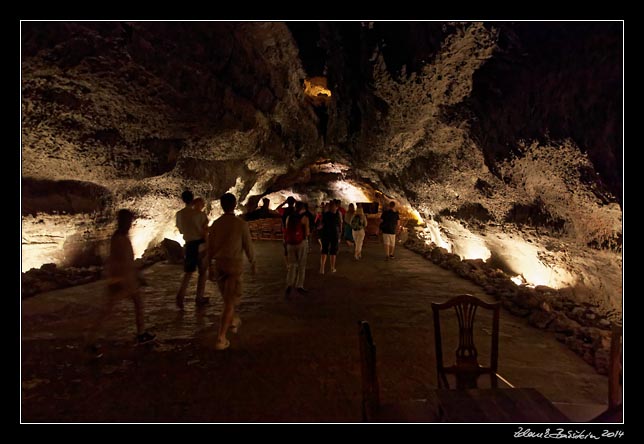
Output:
[239,159,422,225]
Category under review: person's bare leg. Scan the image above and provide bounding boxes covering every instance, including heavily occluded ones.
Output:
[217,301,235,344]
[330,254,337,272]
[320,254,327,274]
[216,273,240,348]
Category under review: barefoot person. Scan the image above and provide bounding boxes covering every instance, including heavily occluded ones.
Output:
[87,209,155,356]
[207,193,256,350]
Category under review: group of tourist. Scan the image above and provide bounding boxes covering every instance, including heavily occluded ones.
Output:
[88,191,400,356]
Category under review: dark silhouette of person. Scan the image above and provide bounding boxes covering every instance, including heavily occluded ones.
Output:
[244,198,280,221]
[277,196,297,268]
[175,190,209,309]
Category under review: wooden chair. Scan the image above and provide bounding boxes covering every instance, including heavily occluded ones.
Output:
[591,322,622,422]
[431,294,503,389]
[358,321,438,422]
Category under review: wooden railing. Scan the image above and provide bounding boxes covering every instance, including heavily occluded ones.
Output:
[247,218,283,241]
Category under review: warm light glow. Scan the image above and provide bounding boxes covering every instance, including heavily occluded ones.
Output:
[454,239,492,261]
[441,219,490,260]
[437,219,575,288]
[510,275,525,286]
[22,244,61,272]
[21,214,88,271]
[421,219,452,251]
[328,180,370,203]
[409,208,425,224]
[226,177,245,199]
[163,227,185,246]
[304,77,332,98]
[129,218,159,259]
[485,235,576,289]
[242,181,268,206]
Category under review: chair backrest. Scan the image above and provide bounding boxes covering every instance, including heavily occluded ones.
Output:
[431,294,501,389]
[358,320,380,421]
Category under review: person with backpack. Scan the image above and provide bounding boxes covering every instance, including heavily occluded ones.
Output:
[350,204,368,260]
[284,201,310,299]
[343,203,356,248]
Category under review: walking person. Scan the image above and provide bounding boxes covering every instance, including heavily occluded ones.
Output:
[175,191,210,309]
[319,201,341,274]
[87,209,155,357]
[277,196,297,269]
[284,201,310,299]
[380,201,400,260]
[350,204,368,260]
[207,193,256,351]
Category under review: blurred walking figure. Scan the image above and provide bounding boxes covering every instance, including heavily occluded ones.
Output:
[208,193,256,351]
[175,191,210,309]
[86,209,155,356]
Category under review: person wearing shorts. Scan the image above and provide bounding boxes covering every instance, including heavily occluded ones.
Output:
[380,201,400,260]
[175,191,209,309]
[208,193,256,351]
[319,201,341,274]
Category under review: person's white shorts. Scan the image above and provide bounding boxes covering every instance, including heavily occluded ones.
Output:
[382,233,396,246]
